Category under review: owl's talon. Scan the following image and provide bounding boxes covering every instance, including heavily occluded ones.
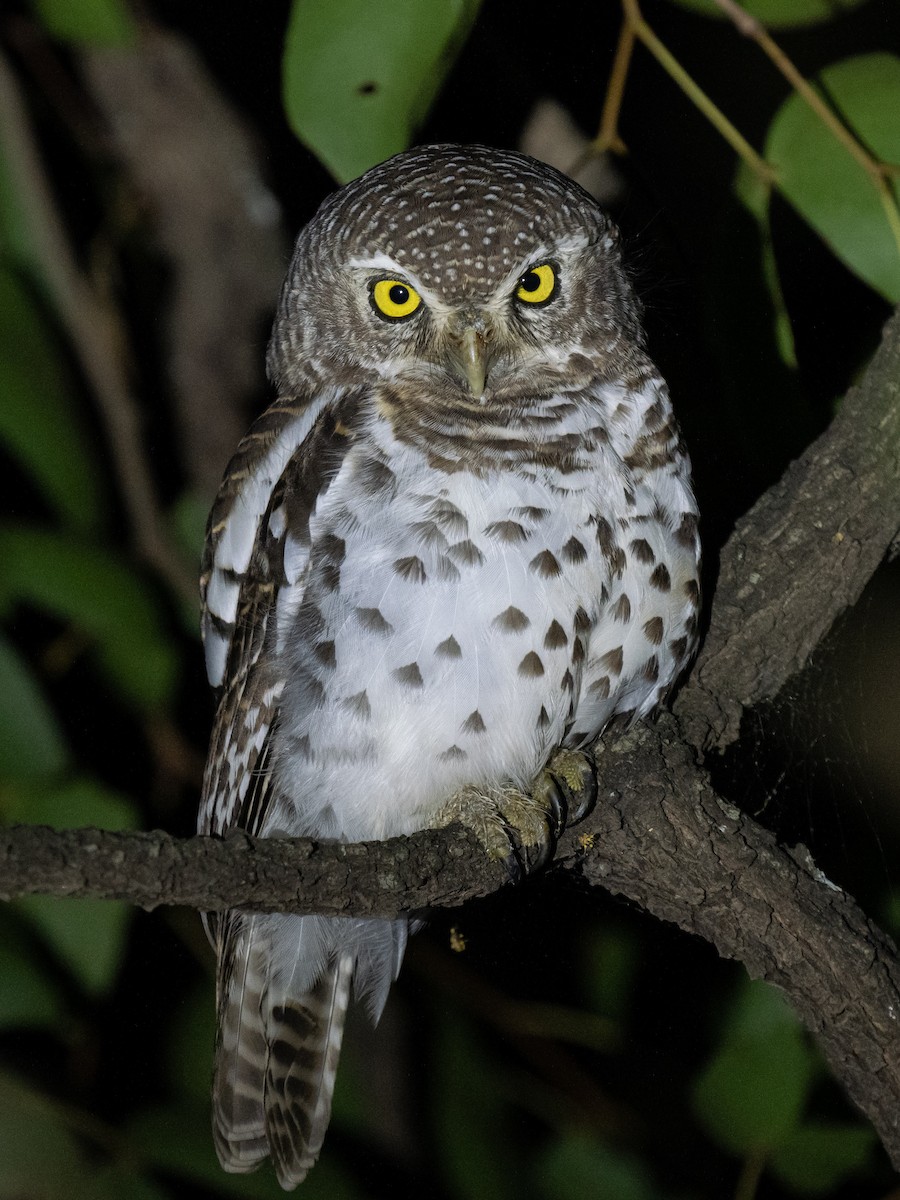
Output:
[533,749,598,833]
[499,829,529,884]
[565,750,598,825]
[434,783,556,877]
[432,755,596,877]
[498,814,556,880]
[535,773,568,841]
[501,851,523,885]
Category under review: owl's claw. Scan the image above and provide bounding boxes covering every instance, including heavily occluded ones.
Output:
[433,749,597,881]
[535,772,568,840]
[433,782,555,877]
[496,808,555,882]
[533,748,598,831]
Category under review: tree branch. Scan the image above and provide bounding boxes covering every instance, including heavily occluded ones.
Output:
[580,718,900,1161]
[0,820,509,916]
[3,713,900,1160]
[676,306,900,752]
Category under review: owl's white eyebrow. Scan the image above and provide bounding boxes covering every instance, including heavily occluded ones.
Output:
[553,232,591,256]
[347,252,408,274]
[347,253,437,306]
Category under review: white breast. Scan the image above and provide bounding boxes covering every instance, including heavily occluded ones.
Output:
[270,391,699,844]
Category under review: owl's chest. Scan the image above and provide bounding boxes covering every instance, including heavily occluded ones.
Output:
[316,447,609,647]
[274,444,632,835]
[274,419,700,840]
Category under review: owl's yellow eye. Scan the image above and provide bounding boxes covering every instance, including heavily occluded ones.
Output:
[515,262,557,305]
[371,279,422,320]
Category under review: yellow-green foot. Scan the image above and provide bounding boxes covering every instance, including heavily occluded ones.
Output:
[434,782,555,879]
[434,750,597,881]
[532,748,598,837]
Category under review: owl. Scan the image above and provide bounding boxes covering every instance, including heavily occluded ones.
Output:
[199,144,700,1188]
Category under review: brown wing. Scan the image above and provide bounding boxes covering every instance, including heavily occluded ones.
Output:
[198,388,364,935]
[200,390,339,693]
[199,387,368,1180]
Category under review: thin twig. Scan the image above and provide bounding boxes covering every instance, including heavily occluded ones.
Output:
[0,48,197,607]
[595,17,633,155]
[412,939,619,1054]
[411,937,631,1137]
[621,0,776,186]
[712,0,900,257]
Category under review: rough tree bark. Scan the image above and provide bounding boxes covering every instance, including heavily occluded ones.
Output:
[2,310,900,1165]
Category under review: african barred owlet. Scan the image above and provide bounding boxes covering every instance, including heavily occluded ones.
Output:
[199,144,700,1188]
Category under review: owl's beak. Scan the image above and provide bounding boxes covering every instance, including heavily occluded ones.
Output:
[447,324,490,400]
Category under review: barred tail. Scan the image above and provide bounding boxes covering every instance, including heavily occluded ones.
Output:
[210,912,406,1189]
[267,955,353,1186]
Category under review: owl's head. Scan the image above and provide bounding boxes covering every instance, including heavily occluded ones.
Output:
[269,145,646,405]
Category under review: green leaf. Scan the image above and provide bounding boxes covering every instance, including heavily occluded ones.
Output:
[0,911,61,1029]
[0,267,103,532]
[3,774,138,830]
[433,1009,518,1200]
[536,1132,673,1200]
[0,524,178,710]
[0,630,69,779]
[884,889,900,935]
[0,1071,171,1199]
[283,0,482,182]
[166,984,216,1104]
[17,892,131,998]
[0,1070,91,1198]
[582,923,639,1021]
[692,978,815,1156]
[0,1070,120,1199]
[26,0,135,46]
[168,491,208,636]
[168,490,209,567]
[765,53,900,303]
[11,778,138,995]
[769,1122,876,1194]
[663,0,867,28]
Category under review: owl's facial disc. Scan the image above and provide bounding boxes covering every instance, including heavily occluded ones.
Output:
[364,265,498,399]
[358,254,568,402]
[440,261,561,399]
